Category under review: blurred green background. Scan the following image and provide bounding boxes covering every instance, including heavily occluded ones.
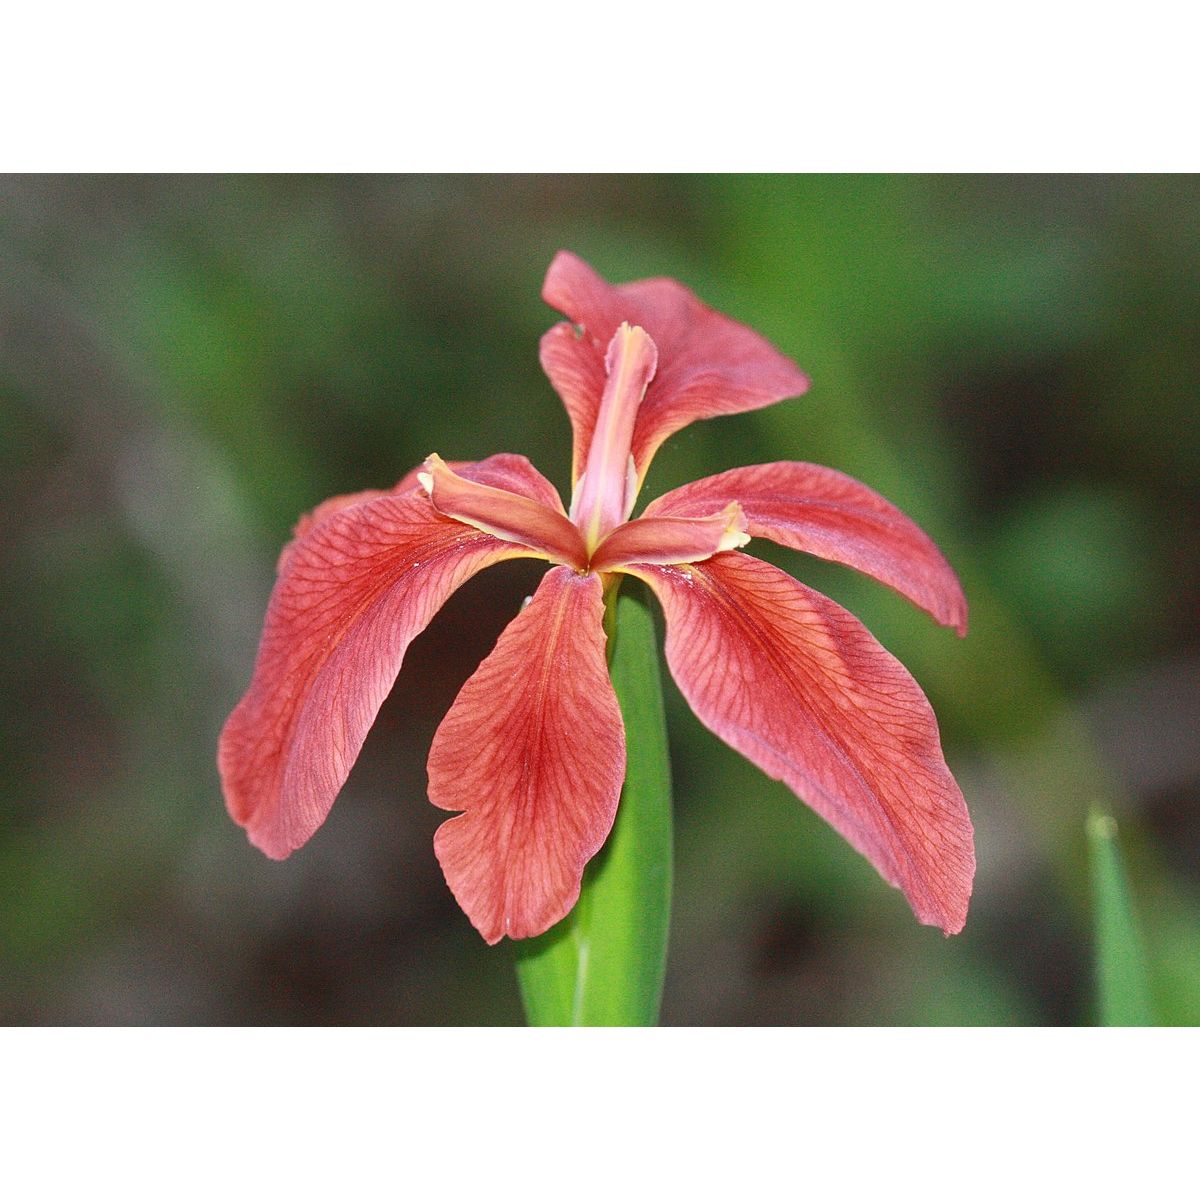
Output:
[2,175,1196,1025]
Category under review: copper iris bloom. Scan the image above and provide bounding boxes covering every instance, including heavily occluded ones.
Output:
[219,252,974,943]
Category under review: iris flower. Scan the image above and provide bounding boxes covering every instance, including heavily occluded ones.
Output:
[219,251,974,944]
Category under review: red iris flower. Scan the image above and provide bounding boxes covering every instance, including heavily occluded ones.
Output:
[219,251,974,943]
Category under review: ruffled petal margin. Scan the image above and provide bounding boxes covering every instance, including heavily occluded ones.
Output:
[428,566,625,944]
[219,492,531,860]
[644,462,968,634]
[630,552,974,933]
[541,251,809,480]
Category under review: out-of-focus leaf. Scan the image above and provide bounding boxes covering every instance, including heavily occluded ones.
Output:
[1088,809,1155,1026]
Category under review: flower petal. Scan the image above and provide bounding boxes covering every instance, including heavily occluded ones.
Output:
[278,488,390,573]
[456,453,569,513]
[280,453,565,572]
[632,552,974,933]
[542,251,809,478]
[219,493,528,859]
[644,462,968,634]
[428,566,625,944]
[420,454,587,567]
[399,453,568,511]
[539,323,607,486]
[571,323,659,546]
[590,504,749,572]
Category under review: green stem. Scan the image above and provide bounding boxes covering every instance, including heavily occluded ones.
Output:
[513,579,673,1026]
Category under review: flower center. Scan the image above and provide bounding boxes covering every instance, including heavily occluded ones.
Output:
[569,322,658,553]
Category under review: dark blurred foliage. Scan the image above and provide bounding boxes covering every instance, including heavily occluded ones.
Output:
[1,175,1196,1025]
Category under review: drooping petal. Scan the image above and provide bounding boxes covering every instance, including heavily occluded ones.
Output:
[631,552,974,933]
[590,503,749,572]
[428,566,625,944]
[219,493,531,860]
[542,251,809,479]
[278,488,390,573]
[420,454,587,567]
[643,462,968,634]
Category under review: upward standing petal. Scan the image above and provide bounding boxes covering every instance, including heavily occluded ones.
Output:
[644,462,968,634]
[570,322,658,547]
[539,323,608,487]
[631,552,974,933]
[542,251,809,480]
[219,493,532,860]
[428,566,625,944]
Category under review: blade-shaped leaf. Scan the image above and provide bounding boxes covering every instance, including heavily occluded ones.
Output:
[513,580,672,1026]
[1087,808,1155,1027]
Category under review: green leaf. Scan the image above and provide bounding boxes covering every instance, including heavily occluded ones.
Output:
[514,580,673,1026]
[1087,808,1155,1026]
